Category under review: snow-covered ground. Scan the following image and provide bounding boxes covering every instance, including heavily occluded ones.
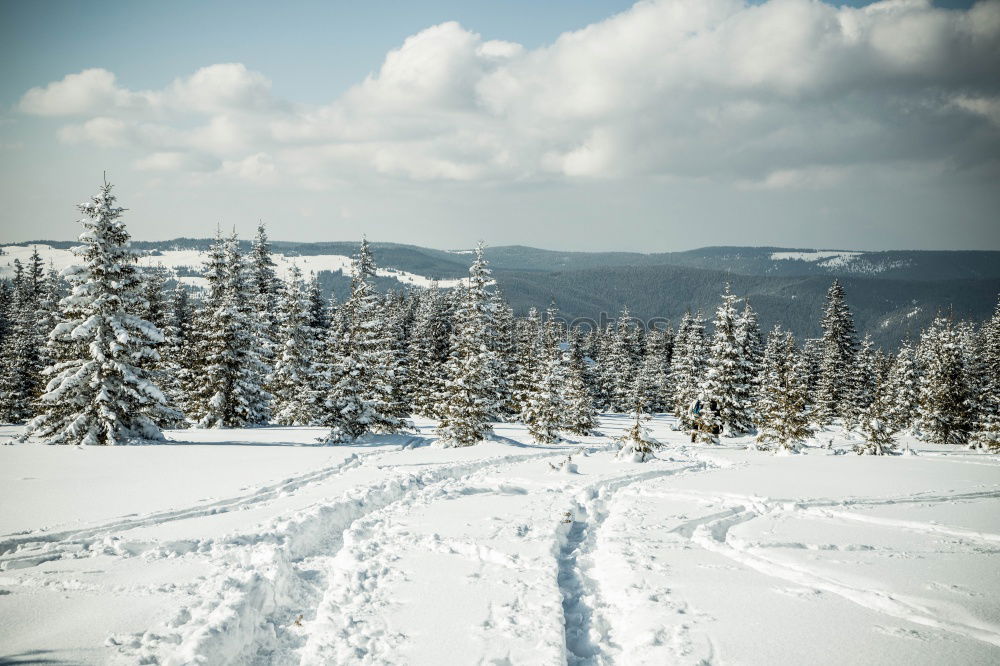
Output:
[1,417,999,665]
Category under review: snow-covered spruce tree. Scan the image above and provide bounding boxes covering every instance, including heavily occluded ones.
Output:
[855,376,898,455]
[492,288,518,420]
[736,301,764,420]
[0,259,35,423]
[916,316,972,445]
[561,329,599,436]
[320,239,408,443]
[814,280,858,424]
[601,308,638,412]
[700,285,754,436]
[578,326,603,404]
[161,284,194,418]
[884,340,919,432]
[0,280,11,362]
[306,272,329,330]
[27,180,176,445]
[617,401,661,462]
[972,297,1000,450]
[379,291,414,421]
[138,265,185,427]
[36,264,64,365]
[407,284,453,418]
[801,337,825,397]
[523,304,566,443]
[844,334,878,429]
[670,311,706,430]
[436,244,503,447]
[181,228,226,416]
[141,265,170,330]
[298,272,331,423]
[754,326,812,453]
[511,307,542,420]
[189,232,273,428]
[249,222,280,361]
[270,265,322,425]
[0,259,45,423]
[632,327,671,414]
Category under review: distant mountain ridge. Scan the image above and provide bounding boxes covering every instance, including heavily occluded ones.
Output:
[3,239,998,349]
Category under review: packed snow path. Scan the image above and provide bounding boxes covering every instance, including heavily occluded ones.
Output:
[1,418,999,665]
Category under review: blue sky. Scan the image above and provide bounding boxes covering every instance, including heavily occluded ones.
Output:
[0,0,997,251]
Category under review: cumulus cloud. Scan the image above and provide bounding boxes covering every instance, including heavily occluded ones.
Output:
[19,69,154,116]
[18,0,1000,186]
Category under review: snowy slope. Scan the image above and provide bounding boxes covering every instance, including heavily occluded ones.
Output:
[1,418,999,665]
[770,249,911,275]
[0,244,466,291]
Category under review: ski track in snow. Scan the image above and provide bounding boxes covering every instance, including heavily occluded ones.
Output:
[118,449,569,665]
[0,447,394,569]
[658,488,1000,650]
[557,457,717,665]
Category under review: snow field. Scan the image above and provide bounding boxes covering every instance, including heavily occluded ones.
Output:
[0,244,465,291]
[1,417,999,665]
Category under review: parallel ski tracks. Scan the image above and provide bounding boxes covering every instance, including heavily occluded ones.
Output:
[556,458,716,666]
[139,449,569,666]
[0,447,392,569]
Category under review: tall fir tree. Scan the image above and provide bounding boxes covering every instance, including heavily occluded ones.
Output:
[270,265,322,425]
[736,301,764,420]
[973,297,1000,449]
[855,375,898,455]
[754,326,812,453]
[492,289,518,419]
[27,179,175,445]
[561,328,599,436]
[249,222,280,358]
[141,265,170,330]
[700,286,754,436]
[0,280,12,377]
[801,337,825,397]
[512,308,542,420]
[670,311,706,430]
[436,244,503,446]
[162,284,195,419]
[916,316,972,445]
[320,239,408,442]
[632,327,671,414]
[815,280,859,423]
[36,265,64,367]
[845,334,878,428]
[407,284,453,419]
[306,272,329,330]
[884,340,919,432]
[139,265,185,427]
[601,308,637,412]
[523,303,565,443]
[189,232,273,428]
[379,291,414,421]
[0,259,45,423]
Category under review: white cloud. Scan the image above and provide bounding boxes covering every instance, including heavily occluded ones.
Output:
[18,69,152,116]
[953,95,1000,126]
[219,152,276,183]
[58,117,130,147]
[739,166,851,190]
[17,0,1000,188]
[169,63,279,114]
[134,151,216,172]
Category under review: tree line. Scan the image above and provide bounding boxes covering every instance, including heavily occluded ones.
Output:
[1,180,998,455]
